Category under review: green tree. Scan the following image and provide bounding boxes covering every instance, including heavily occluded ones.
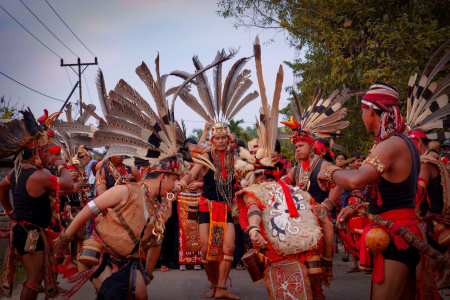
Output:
[0,96,19,119]
[188,128,204,142]
[218,0,450,155]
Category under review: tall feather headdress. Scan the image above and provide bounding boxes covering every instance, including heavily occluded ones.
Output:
[50,101,100,162]
[91,51,237,173]
[251,36,283,166]
[176,49,259,124]
[281,86,364,144]
[405,39,450,140]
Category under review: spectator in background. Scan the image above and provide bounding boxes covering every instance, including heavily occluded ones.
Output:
[271,140,292,176]
[429,140,441,154]
[335,153,347,169]
[315,138,334,162]
[77,149,98,239]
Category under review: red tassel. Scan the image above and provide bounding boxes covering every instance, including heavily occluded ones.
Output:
[277,180,299,218]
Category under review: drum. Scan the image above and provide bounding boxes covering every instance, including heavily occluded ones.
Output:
[78,239,103,266]
[241,251,265,284]
[305,255,322,276]
[434,222,450,247]
[187,202,199,223]
[179,192,200,223]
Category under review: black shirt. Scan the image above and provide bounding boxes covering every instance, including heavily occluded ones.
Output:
[11,168,51,228]
[201,152,235,202]
[367,133,420,215]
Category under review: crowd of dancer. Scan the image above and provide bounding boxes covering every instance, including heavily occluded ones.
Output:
[0,37,450,300]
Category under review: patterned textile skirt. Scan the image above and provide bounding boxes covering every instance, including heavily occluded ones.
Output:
[178,192,202,264]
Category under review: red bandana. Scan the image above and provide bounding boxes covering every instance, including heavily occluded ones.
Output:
[314,140,334,157]
[49,146,61,154]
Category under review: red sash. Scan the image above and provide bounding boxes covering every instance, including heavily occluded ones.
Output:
[360,208,419,283]
[206,201,228,261]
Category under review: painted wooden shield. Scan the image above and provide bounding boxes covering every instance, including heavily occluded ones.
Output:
[244,182,322,256]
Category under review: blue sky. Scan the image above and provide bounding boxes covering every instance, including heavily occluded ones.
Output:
[0,0,295,135]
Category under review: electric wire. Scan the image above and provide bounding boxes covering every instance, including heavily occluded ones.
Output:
[83,72,93,104]
[19,0,78,58]
[44,0,96,57]
[0,71,64,102]
[0,4,61,59]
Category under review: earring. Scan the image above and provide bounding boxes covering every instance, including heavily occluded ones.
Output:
[34,150,42,168]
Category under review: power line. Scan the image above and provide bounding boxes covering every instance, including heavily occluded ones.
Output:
[83,72,93,104]
[0,4,61,59]
[19,0,78,58]
[44,0,96,57]
[0,71,64,102]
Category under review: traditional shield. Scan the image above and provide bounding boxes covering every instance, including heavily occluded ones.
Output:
[243,182,322,256]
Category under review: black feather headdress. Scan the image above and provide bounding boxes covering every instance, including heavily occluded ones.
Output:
[405,39,450,139]
[90,51,236,174]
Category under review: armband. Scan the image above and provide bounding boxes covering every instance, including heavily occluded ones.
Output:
[58,163,68,173]
[48,174,59,190]
[87,200,101,215]
[247,210,262,220]
[96,178,106,187]
[418,177,428,190]
[363,156,385,176]
[322,166,341,185]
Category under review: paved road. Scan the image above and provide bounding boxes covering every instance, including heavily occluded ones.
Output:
[7,250,376,300]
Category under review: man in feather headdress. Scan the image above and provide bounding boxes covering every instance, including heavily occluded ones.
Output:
[280,120,343,215]
[0,109,74,299]
[408,131,450,288]
[52,156,181,300]
[96,155,141,195]
[317,82,427,299]
[173,123,242,300]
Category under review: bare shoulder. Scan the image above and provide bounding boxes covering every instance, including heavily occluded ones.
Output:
[30,168,51,180]
[374,135,409,154]
[320,160,333,170]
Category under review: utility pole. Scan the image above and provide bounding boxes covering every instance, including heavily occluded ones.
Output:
[60,57,98,116]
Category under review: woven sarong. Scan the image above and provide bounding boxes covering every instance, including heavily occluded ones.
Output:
[178,193,201,264]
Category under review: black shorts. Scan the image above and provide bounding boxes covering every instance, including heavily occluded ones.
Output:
[383,238,420,270]
[12,225,45,256]
[97,263,131,300]
[198,212,233,224]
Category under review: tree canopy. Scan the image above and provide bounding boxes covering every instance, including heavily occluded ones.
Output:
[218,0,450,155]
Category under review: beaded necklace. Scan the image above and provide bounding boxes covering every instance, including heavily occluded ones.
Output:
[211,149,234,207]
[21,161,38,169]
[107,161,127,185]
[141,181,166,234]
